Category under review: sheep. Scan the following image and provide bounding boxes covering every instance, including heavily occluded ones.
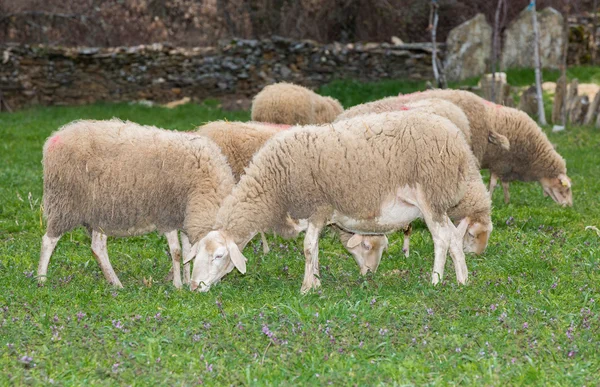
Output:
[251,82,344,125]
[195,120,389,274]
[38,119,235,289]
[393,90,572,206]
[336,99,491,258]
[187,111,488,293]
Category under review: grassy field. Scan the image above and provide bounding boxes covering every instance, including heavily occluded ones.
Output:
[1,74,599,385]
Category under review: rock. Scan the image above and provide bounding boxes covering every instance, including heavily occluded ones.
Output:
[569,95,589,125]
[519,86,538,116]
[584,92,600,126]
[444,14,492,81]
[163,97,190,109]
[501,7,565,70]
[391,36,404,46]
[552,76,566,124]
[480,72,510,104]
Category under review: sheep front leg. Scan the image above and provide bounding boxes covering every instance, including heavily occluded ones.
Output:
[447,218,469,284]
[165,230,183,289]
[300,222,324,294]
[91,231,123,288]
[37,233,61,284]
[181,232,191,286]
[502,181,511,204]
[402,223,412,258]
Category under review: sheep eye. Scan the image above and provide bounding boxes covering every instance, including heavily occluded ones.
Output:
[361,242,372,251]
[213,253,224,260]
[468,232,475,238]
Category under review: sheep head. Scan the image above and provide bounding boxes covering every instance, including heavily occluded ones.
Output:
[540,173,573,207]
[343,233,389,275]
[458,217,492,255]
[188,230,247,292]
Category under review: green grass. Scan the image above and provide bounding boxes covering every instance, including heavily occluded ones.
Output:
[1,81,600,385]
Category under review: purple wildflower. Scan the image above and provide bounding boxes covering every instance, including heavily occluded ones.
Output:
[76,311,85,322]
[455,347,461,353]
[154,313,162,321]
[551,282,557,289]
[426,308,434,316]
[23,270,34,278]
[206,364,213,372]
[379,328,388,336]
[568,351,575,358]
[112,363,119,373]
[112,320,123,330]
[19,355,34,367]
[566,325,574,340]
[511,358,516,364]
[203,322,211,329]
[370,298,376,306]
[523,322,529,329]
[193,334,201,342]
[490,304,497,311]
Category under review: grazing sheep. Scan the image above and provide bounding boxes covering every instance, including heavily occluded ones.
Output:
[395,90,572,206]
[39,119,235,288]
[337,102,491,258]
[188,112,485,293]
[251,82,344,125]
[195,120,389,274]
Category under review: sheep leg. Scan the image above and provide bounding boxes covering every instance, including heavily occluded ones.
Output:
[37,233,61,284]
[300,222,324,294]
[489,173,499,199]
[91,231,123,288]
[260,232,270,254]
[402,223,412,258]
[502,181,511,204]
[448,219,469,285]
[181,232,192,286]
[165,230,183,289]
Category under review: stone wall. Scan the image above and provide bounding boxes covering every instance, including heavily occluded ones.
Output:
[0,37,438,110]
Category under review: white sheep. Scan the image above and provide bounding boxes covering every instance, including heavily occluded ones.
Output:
[38,119,235,288]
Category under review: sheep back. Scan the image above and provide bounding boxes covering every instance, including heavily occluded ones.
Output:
[251,82,343,125]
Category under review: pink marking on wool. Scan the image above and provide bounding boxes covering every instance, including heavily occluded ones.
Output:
[483,100,503,108]
[399,105,411,111]
[47,135,61,150]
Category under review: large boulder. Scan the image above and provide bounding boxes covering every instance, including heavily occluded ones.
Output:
[444,14,492,81]
[501,7,565,69]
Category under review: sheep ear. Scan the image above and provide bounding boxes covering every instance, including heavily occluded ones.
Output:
[488,131,510,150]
[558,174,571,188]
[346,234,362,249]
[456,218,470,238]
[183,243,199,265]
[226,239,247,274]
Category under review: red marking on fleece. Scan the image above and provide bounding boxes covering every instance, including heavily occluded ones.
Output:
[399,105,411,111]
[47,135,61,150]
[483,99,503,108]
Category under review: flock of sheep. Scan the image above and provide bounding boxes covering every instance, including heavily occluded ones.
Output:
[37,83,573,293]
